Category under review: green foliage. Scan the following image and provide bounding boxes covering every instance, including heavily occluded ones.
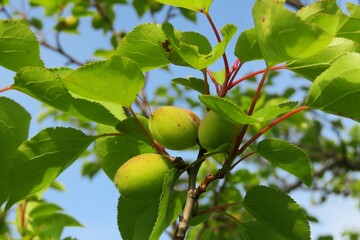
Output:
[6,127,94,209]
[1,0,360,239]
[13,67,123,126]
[16,200,83,239]
[256,138,312,186]
[117,169,183,240]
[243,186,310,240]
[253,0,334,67]
[199,95,259,125]
[63,55,145,108]
[234,28,263,63]
[0,97,31,206]
[0,20,43,71]
[116,23,170,72]
[155,0,213,12]
[162,23,237,69]
[306,52,360,121]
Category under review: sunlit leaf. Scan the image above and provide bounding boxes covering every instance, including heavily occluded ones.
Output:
[287,38,359,81]
[155,0,212,12]
[199,95,260,125]
[163,23,237,70]
[63,55,145,107]
[0,20,43,71]
[116,23,170,72]
[306,52,360,122]
[252,0,334,67]
[235,28,263,63]
[337,3,360,44]
[13,67,122,126]
[252,101,298,122]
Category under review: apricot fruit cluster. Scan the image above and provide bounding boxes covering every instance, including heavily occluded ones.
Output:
[114,153,173,201]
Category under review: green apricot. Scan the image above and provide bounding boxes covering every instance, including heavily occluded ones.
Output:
[198,111,241,150]
[149,106,200,150]
[114,153,173,201]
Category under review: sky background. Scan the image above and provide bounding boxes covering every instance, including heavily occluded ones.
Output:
[1,0,360,239]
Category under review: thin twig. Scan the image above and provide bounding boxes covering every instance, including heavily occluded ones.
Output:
[201,10,230,80]
[238,106,310,155]
[229,65,286,89]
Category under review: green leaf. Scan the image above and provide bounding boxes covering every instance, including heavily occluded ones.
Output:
[296,0,344,21]
[6,127,94,209]
[296,1,348,36]
[243,186,310,240]
[305,52,360,122]
[150,169,183,239]
[30,0,68,15]
[210,68,226,85]
[13,67,123,126]
[0,20,43,71]
[252,0,333,67]
[155,0,212,12]
[338,3,360,44]
[172,77,205,93]
[81,161,101,179]
[63,55,145,107]
[0,97,31,207]
[252,101,298,122]
[116,23,170,72]
[29,202,63,219]
[239,220,288,240]
[256,139,312,186]
[234,28,263,63]
[199,95,260,125]
[287,38,359,81]
[31,213,82,239]
[96,126,155,181]
[162,23,237,70]
[115,115,151,143]
[117,197,159,240]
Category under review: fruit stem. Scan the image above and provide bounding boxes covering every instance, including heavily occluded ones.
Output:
[128,107,168,155]
[237,105,310,155]
[94,132,123,139]
[230,151,255,170]
[0,85,12,93]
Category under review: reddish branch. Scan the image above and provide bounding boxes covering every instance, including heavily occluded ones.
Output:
[229,65,286,89]
[201,10,230,80]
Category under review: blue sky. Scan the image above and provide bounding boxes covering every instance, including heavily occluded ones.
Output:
[1,0,360,239]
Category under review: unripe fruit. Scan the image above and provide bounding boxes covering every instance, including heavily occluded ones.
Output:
[63,16,79,29]
[198,111,241,150]
[149,106,200,150]
[114,153,173,201]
